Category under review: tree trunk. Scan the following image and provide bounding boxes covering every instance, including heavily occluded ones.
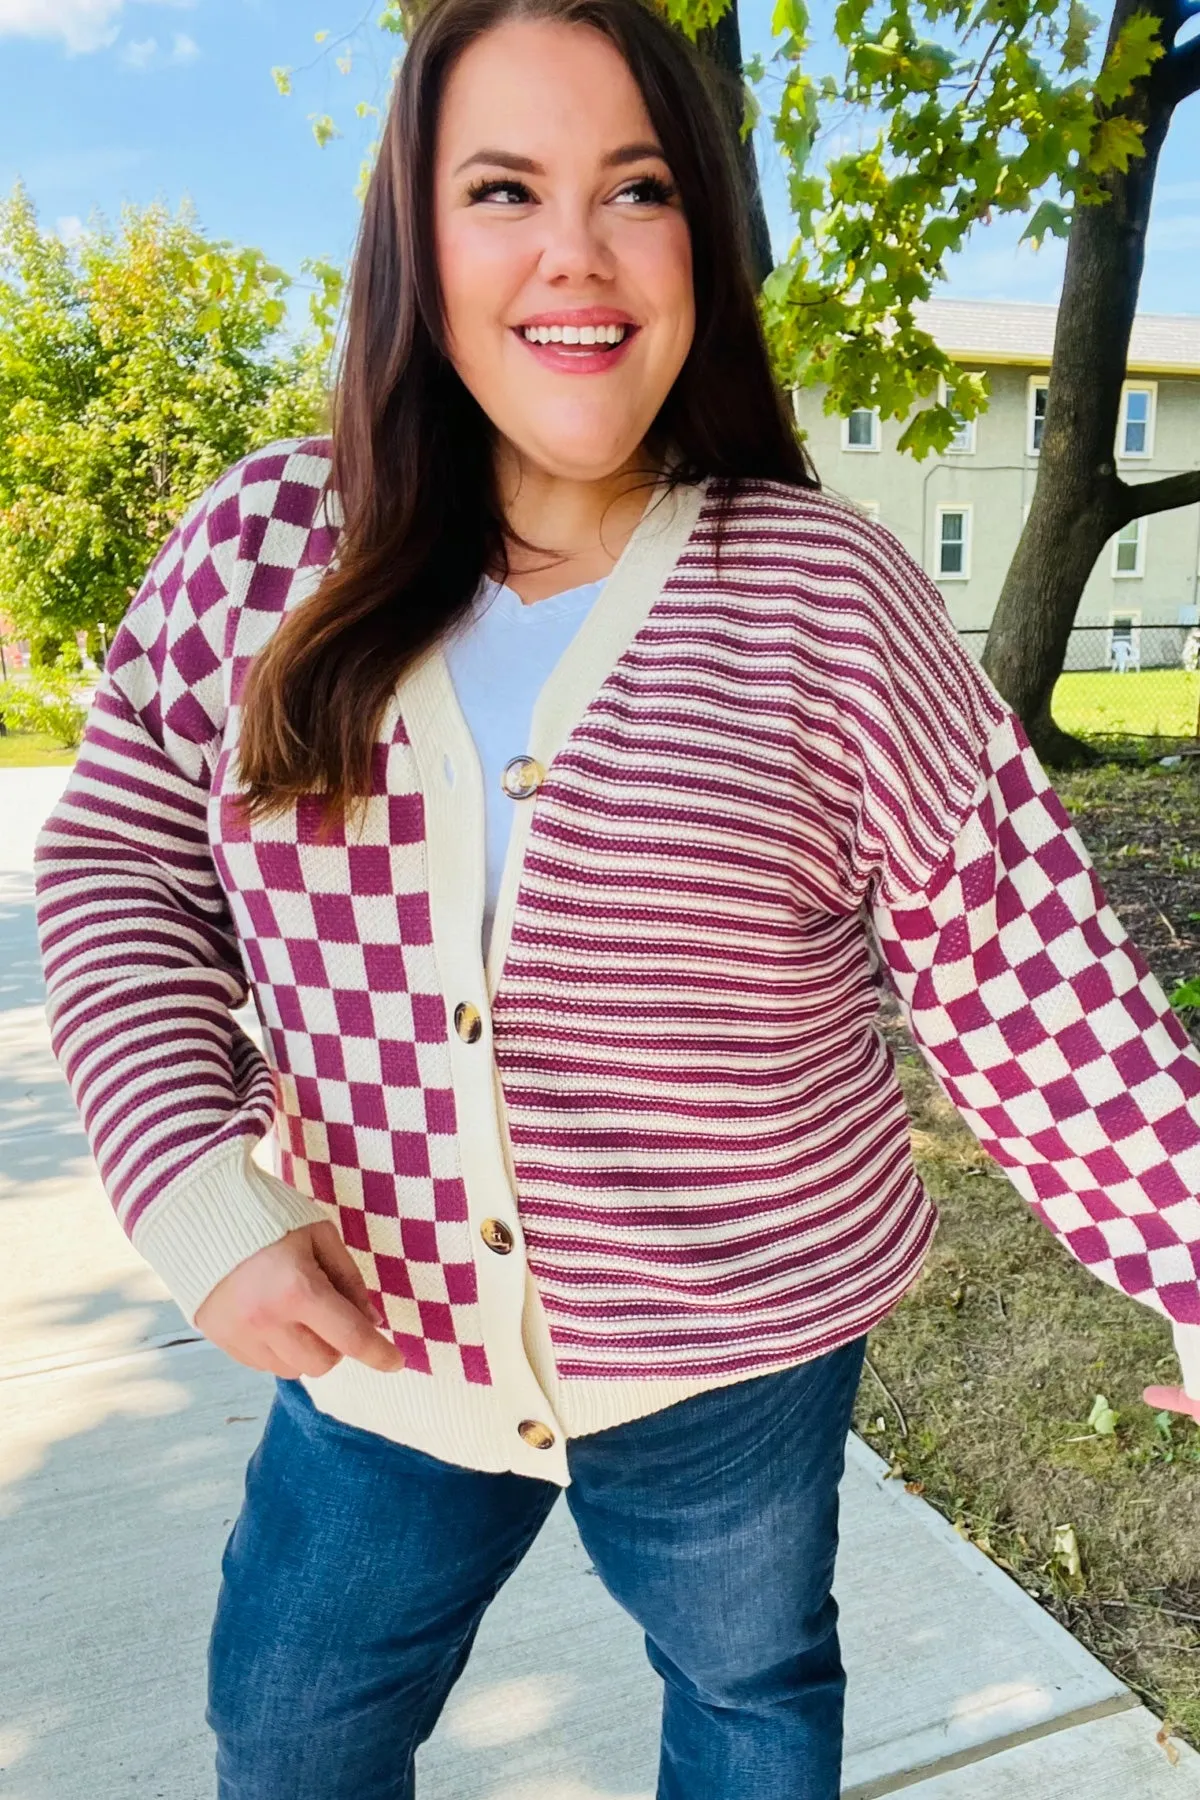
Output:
[696,3,775,289]
[982,0,1185,764]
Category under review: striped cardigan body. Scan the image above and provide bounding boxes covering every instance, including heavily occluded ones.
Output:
[34,439,1200,1483]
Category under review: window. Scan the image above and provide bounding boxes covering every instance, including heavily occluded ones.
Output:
[1112,516,1146,578]
[842,408,880,452]
[1118,384,1156,458]
[937,377,976,453]
[1027,380,1049,455]
[936,506,971,580]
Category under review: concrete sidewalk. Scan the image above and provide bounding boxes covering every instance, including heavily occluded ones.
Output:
[2,766,1196,1798]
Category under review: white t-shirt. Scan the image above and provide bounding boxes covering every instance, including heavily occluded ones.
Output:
[442,575,606,954]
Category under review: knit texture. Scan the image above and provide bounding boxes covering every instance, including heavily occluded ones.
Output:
[34,439,1200,1411]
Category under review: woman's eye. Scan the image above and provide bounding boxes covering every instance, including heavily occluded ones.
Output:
[464,175,677,207]
[614,176,677,206]
[465,178,532,205]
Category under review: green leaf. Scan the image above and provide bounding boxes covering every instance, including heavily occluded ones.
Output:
[1087,1394,1119,1436]
[1086,115,1146,177]
[1021,200,1072,248]
[1093,11,1166,109]
[194,303,222,333]
[771,0,808,41]
[1062,0,1097,74]
[262,298,287,329]
[308,113,342,149]
[1170,978,1200,1012]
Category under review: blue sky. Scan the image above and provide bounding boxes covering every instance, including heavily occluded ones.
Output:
[1,0,1198,328]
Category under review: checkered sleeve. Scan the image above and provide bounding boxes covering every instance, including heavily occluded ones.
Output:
[871,710,1200,1365]
[34,457,324,1324]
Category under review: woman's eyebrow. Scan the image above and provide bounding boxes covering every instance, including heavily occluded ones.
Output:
[452,141,666,177]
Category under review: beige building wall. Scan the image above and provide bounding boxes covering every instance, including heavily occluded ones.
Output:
[792,363,1200,645]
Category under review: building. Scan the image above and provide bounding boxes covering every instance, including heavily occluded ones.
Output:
[791,298,1200,666]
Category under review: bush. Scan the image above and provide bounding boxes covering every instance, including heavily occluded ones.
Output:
[0,669,87,748]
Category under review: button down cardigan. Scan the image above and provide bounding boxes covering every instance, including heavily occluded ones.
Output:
[34,437,1200,1486]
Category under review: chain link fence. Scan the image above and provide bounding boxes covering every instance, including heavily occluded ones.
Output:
[958,620,1200,751]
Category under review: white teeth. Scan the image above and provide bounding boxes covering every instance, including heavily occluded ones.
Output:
[519,323,629,346]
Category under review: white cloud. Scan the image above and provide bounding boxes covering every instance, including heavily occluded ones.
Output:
[118,23,197,68]
[0,0,123,52]
[0,0,193,56]
[55,215,85,244]
[119,33,156,67]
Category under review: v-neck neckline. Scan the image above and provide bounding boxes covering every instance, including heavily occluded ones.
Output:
[395,467,712,1002]
[482,575,607,622]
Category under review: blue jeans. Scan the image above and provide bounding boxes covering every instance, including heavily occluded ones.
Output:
[207,1333,867,1800]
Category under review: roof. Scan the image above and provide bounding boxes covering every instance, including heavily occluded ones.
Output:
[912,297,1200,375]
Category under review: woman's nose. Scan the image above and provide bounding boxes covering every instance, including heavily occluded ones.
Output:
[534,205,617,284]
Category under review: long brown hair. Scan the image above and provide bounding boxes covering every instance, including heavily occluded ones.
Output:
[238,0,817,819]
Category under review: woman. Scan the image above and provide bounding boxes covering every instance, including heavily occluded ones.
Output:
[34,0,1200,1795]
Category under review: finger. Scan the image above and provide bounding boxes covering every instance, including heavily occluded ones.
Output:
[1143,1384,1200,1419]
[309,1222,385,1325]
[215,1338,307,1381]
[265,1322,344,1380]
[297,1282,406,1373]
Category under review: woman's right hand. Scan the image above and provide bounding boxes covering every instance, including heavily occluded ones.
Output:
[194,1221,406,1379]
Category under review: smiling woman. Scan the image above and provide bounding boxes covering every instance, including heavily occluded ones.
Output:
[31,0,1200,1796]
[234,0,811,813]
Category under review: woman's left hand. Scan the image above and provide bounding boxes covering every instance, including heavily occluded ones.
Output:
[1143,1384,1200,1422]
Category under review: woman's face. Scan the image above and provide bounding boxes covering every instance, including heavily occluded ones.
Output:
[433,17,695,486]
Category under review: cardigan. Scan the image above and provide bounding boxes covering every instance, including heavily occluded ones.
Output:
[33,436,1200,1487]
[442,575,606,954]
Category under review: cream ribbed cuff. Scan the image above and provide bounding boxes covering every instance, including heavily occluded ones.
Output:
[132,1141,326,1324]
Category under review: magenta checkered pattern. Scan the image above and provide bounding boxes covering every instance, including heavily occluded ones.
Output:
[36,439,489,1382]
[213,747,487,1382]
[874,714,1200,1326]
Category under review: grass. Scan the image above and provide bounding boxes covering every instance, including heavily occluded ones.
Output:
[857,759,1200,1749]
[0,731,76,768]
[1053,669,1200,742]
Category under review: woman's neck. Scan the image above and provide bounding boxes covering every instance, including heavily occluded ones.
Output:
[492,448,663,606]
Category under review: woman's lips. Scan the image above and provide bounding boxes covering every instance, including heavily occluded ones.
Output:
[513,326,639,374]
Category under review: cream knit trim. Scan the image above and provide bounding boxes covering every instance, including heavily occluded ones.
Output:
[132,1139,326,1325]
[371,469,711,1474]
[484,470,710,999]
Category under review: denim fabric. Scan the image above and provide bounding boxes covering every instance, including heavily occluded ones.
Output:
[207,1333,867,1800]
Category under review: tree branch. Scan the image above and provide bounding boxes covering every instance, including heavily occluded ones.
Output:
[1116,468,1200,524]
[1163,29,1200,105]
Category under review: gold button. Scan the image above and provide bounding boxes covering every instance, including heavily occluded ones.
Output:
[501,755,545,801]
[481,1218,515,1255]
[454,1001,483,1044]
[518,1420,556,1451]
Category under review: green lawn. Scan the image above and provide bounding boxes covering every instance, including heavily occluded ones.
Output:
[0,732,76,768]
[1053,669,1200,742]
